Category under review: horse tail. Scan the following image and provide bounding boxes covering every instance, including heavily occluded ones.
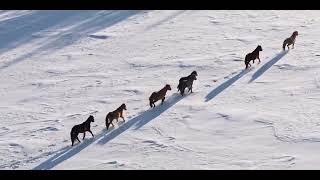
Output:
[106,113,110,129]
[70,128,73,141]
[149,92,156,108]
[283,39,287,50]
[70,126,76,145]
[244,54,249,63]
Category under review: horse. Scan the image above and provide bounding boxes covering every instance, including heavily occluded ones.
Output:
[70,115,95,146]
[245,45,263,69]
[283,31,298,50]
[149,84,172,108]
[177,71,198,91]
[106,103,127,130]
[177,73,197,96]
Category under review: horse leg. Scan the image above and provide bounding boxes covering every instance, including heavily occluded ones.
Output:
[161,97,165,105]
[150,100,154,108]
[83,132,86,140]
[121,115,125,122]
[89,130,94,138]
[106,121,110,130]
[247,63,251,69]
[292,42,295,49]
[188,85,193,93]
[106,119,109,129]
[77,136,81,143]
[245,60,249,69]
[246,62,251,69]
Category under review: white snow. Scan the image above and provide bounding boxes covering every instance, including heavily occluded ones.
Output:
[0,10,320,170]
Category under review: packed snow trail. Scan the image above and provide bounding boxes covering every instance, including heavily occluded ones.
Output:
[33,93,183,170]
[1,10,320,169]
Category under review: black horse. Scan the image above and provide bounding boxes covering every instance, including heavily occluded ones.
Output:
[245,45,263,69]
[70,115,95,146]
[177,71,198,96]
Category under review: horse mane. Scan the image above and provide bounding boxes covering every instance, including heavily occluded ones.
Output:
[85,115,94,123]
[253,45,261,52]
[185,74,196,81]
[116,104,126,111]
[190,73,197,79]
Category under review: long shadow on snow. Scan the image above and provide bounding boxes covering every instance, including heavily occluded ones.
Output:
[204,69,250,102]
[0,10,140,70]
[0,11,97,54]
[249,50,288,83]
[32,131,108,170]
[97,93,183,144]
[33,93,182,170]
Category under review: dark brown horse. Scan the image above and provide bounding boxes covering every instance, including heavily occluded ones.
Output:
[245,45,263,69]
[106,103,127,130]
[70,115,94,146]
[149,84,171,108]
[283,31,298,50]
[177,73,197,96]
[177,71,198,91]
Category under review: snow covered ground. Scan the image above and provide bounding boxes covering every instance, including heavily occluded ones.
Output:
[1,10,320,170]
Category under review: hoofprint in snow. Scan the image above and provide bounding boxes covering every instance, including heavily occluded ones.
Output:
[0,10,320,170]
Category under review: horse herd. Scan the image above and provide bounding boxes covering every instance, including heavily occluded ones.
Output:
[70,70,198,146]
[70,31,298,146]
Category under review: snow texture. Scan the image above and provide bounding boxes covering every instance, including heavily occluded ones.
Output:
[0,10,320,170]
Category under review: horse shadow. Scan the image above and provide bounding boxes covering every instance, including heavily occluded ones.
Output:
[249,50,288,83]
[33,94,183,170]
[96,93,183,145]
[0,10,140,71]
[33,132,103,170]
[204,69,250,102]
